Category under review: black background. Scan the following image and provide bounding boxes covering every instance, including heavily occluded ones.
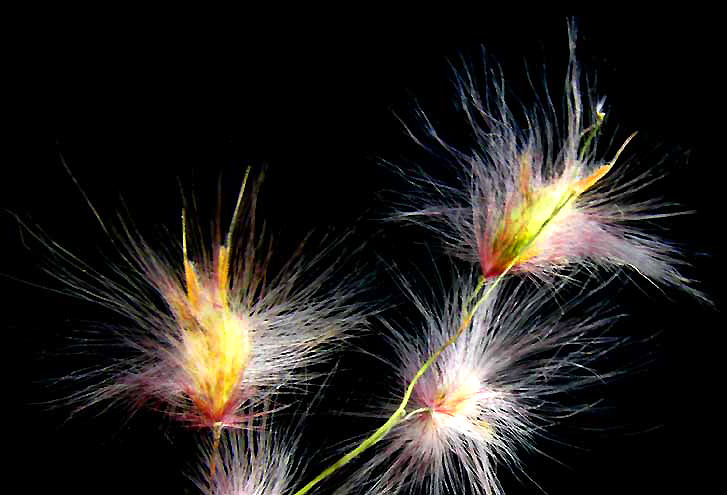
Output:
[5,13,721,495]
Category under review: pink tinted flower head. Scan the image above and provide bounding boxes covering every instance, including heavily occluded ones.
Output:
[396,26,702,297]
[194,414,304,495]
[38,170,366,429]
[342,275,622,495]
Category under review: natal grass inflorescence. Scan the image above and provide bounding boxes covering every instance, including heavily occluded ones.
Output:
[17,20,702,495]
[394,25,703,300]
[336,275,624,495]
[194,412,306,495]
[26,167,367,432]
[313,22,698,495]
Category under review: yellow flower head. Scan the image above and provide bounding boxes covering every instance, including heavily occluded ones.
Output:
[481,160,612,278]
[41,168,366,429]
[397,24,701,297]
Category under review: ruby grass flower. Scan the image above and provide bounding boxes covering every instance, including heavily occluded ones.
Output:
[341,275,622,495]
[396,28,701,297]
[195,414,304,495]
[32,169,366,429]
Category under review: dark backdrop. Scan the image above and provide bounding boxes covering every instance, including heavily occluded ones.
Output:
[4,14,720,495]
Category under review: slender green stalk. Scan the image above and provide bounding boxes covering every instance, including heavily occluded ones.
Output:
[579,108,605,162]
[209,421,224,480]
[402,407,431,422]
[466,276,487,305]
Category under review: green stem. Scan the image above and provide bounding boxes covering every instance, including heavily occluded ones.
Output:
[466,276,487,305]
[402,407,431,422]
[579,112,605,162]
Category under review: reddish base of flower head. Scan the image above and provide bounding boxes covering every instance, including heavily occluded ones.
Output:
[182,385,258,428]
[481,261,506,279]
[479,244,510,279]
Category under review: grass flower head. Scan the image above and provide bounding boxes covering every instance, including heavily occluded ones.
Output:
[33,168,366,429]
[342,275,622,495]
[195,414,304,495]
[397,26,700,297]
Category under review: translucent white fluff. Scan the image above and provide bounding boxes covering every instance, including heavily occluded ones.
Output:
[30,170,368,427]
[195,416,304,495]
[342,275,623,495]
[394,25,704,300]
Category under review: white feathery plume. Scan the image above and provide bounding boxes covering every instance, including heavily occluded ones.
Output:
[24,168,367,429]
[394,24,704,300]
[195,414,304,495]
[340,274,623,495]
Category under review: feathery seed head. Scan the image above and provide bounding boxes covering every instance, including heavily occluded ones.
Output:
[396,26,702,297]
[37,169,366,429]
[165,208,254,425]
[344,275,622,495]
[480,158,612,278]
[196,415,304,495]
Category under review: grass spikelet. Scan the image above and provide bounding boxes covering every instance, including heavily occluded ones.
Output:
[395,24,703,298]
[25,168,367,429]
[195,413,305,495]
[340,274,623,495]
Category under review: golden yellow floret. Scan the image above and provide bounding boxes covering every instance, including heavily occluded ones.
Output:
[181,302,252,418]
[486,163,612,275]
